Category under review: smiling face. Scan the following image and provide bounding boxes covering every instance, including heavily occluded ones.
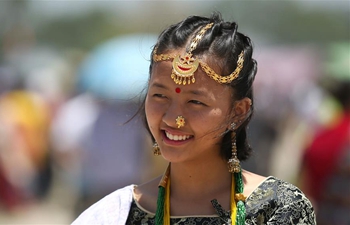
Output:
[145,53,234,164]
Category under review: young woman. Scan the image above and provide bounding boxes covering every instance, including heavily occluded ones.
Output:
[72,13,316,225]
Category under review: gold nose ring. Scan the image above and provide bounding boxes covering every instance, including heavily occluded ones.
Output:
[176,115,185,128]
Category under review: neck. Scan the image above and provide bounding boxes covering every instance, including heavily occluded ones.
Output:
[169,159,231,200]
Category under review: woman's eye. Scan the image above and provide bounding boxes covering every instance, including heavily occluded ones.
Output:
[153,93,166,98]
[189,100,206,106]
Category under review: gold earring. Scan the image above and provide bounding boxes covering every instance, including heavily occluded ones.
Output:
[153,142,161,156]
[228,123,241,173]
[176,115,185,128]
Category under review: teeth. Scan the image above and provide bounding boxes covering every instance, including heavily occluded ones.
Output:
[165,131,191,141]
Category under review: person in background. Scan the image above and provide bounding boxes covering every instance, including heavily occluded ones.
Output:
[0,90,51,210]
[51,92,154,216]
[72,12,316,224]
[50,33,160,217]
[300,78,350,225]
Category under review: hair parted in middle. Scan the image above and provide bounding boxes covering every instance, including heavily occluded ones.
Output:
[141,12,258,162]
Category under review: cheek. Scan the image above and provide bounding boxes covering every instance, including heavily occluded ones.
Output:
[207,108,230,131]
[145,97,161,131]
[145,97,153,125]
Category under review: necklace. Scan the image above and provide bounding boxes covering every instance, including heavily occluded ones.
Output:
[154,165,246,225]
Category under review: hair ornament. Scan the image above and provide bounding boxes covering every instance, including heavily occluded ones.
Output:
[152,23,244,85]
[200,51,244,84]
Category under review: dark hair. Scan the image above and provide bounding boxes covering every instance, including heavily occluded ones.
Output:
[141,12,257,161]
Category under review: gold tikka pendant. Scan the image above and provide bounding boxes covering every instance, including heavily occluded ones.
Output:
[171,54,199,85]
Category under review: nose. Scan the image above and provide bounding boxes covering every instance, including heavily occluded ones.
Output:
[162,102,184,128]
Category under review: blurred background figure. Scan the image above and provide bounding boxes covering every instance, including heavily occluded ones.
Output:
[50,34,164,217]
[299,43,350,225]
[246,47,320,177]
[0,90,51,210]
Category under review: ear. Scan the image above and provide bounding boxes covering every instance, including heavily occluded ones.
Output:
[231,97,252,125]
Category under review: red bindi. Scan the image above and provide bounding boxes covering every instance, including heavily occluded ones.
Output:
[175,87,181,93]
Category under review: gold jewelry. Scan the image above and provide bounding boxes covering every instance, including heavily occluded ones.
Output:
[152,23,244,85]
[175,115,185,128]
[172,23,213,85]
[200,51,244,84]
[153,142,161,156]
[235,193,247,202]
[228,124,241,173]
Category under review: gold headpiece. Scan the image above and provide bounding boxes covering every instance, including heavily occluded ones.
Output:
[153,23,244,85]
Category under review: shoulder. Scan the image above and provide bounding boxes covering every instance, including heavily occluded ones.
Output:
[133,176,161,213]
[71,185,135,225]
[253,176,313,205]
[246,177,316,224]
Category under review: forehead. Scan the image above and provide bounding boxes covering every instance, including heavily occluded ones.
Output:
[150,59,232,99]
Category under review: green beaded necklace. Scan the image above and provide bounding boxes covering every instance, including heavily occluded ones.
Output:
[154,165,246,225]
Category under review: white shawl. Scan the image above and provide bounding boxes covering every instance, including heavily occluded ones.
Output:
[71,185,135,225]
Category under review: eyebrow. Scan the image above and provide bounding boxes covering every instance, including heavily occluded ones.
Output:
[150,81,211,98]
[187,89,209,97]
[150,82,168,90]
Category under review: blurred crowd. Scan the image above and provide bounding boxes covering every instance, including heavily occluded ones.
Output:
[0,4,349,224]
[0,25,168,223]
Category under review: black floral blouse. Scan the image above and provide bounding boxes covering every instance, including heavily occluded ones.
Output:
[126,176,316,225]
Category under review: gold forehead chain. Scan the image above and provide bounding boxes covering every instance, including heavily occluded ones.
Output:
[153,23,244,85]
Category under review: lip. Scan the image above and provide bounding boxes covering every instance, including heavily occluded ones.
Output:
[161,129,193,146]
